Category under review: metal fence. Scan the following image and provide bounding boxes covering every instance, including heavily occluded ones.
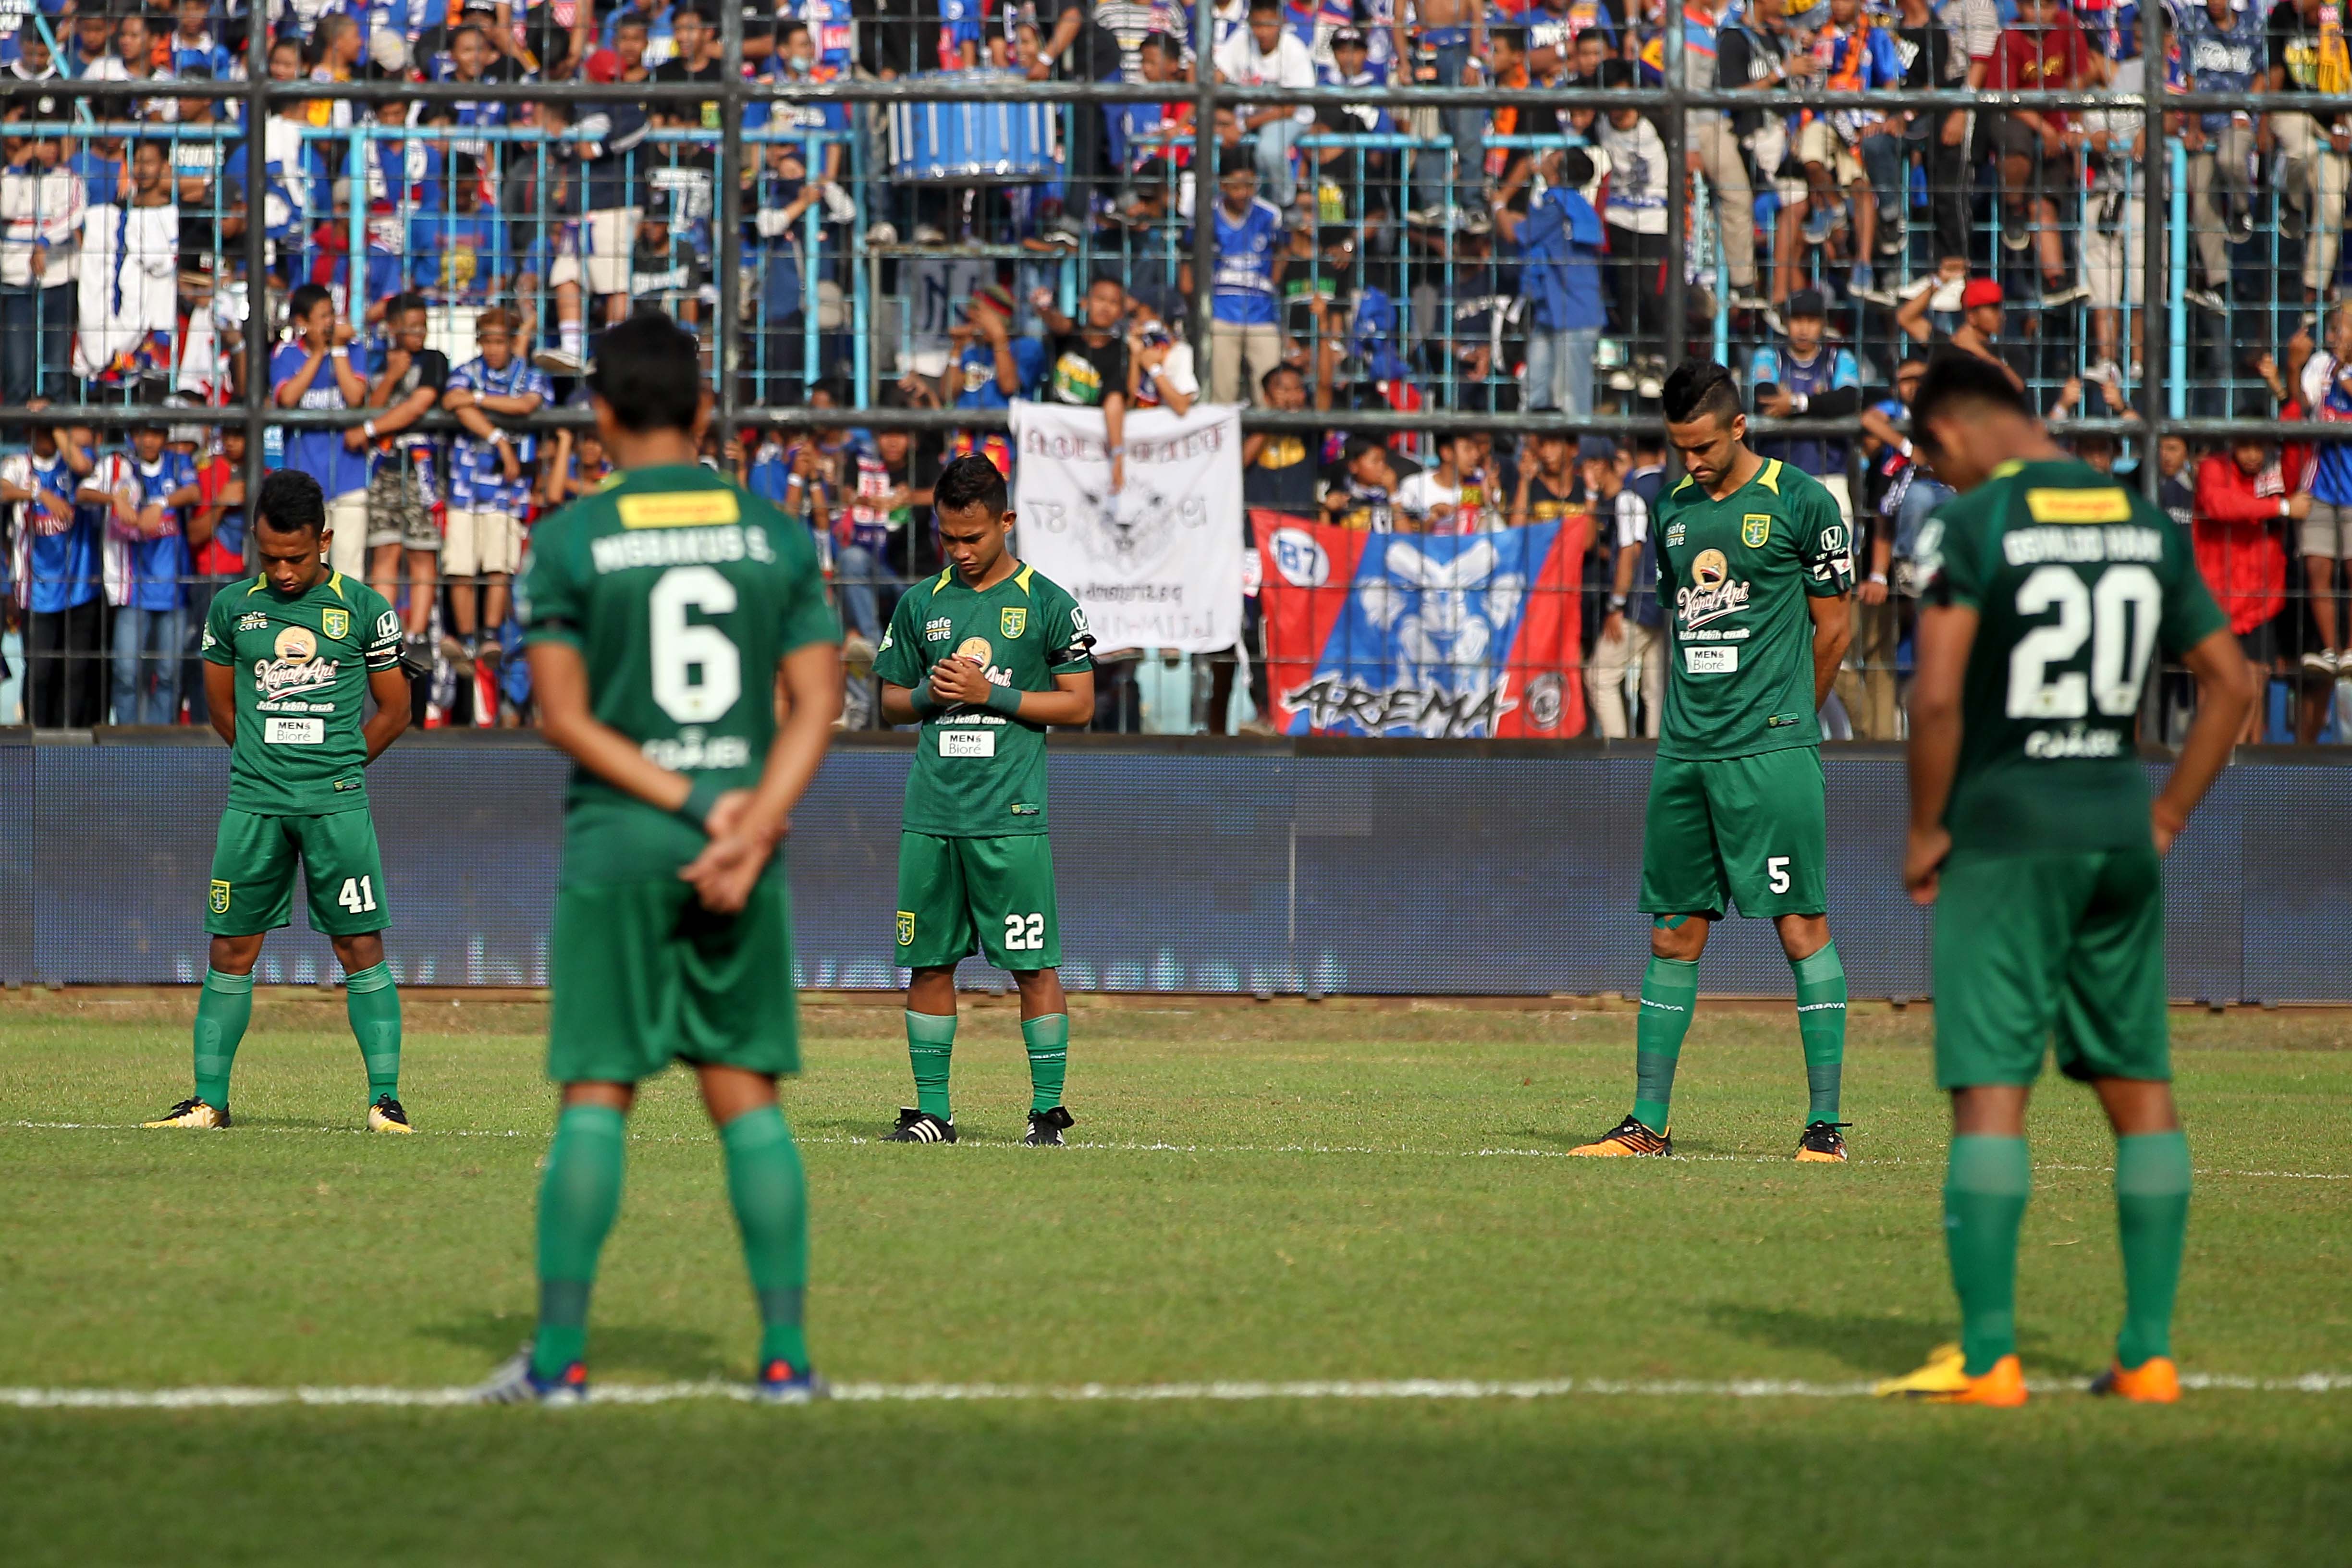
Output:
[9,11,2352,740]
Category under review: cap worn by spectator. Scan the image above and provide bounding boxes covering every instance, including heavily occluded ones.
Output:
[1962,279,2004,311]
[1577,435,1617,466]
[585,48,622,83]
[1786,289,1826,319]
[368,27,408,74]
[971,282,1016,318]
[1332,25,1365,46]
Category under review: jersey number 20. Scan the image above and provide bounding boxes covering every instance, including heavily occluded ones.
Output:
[649,566,742,723]
[2006,564,2162,720]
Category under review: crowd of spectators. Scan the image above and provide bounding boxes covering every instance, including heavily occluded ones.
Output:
[2,0,2352,740]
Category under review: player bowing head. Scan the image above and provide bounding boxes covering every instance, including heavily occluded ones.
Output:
[874,454,1097,1147]
[252,468,332,593]
[147,467,415,1135]
[587,309,710,454]
[1568,357,1860,1165]
[481,305,845,1404]
[1880,347,2251,1408]
[1660,357,1750,493]
[935,453,1015,586]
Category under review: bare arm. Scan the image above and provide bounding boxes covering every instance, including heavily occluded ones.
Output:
[1103,391,1126,491]
[363,664,412,761]
[205,661,237,745]
[1902,601,1975,901]
[2153,629,2255,853]
[1894,283,1933,344]
[274,344,328,407]
[1808,590,1852,710]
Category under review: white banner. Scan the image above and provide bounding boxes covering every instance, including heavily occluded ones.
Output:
[1008,399,1246,654]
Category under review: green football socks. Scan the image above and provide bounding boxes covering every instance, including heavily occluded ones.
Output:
[2114,1130,2192,1370]
[1945,1133,2032,1376]
[721,1105,811,1372]
[906,1010,957,1119]
[1789,941,1847,1124]
[532,1102,627,1379]
[1022,1013,1069,1113]
[1631,955,1699,1135]
[343,962,402,1102]
[191,967,254,1111]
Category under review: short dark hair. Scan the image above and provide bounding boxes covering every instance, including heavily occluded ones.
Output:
[1139,29,1177,56]
[1910,348,2030,433]
[1490,23,1526,53]
[1598,57,1635,89]
[1559,147,1595,188]
[673,2,711,23]
[1261,363,1303,392]
[1661,358,1742,426]
[615,12,649,30]
[288,282,334,322]
[387,290,426,321]
[254,468,327,538]
[1248,0,1280,14]
[587,311,704,433]
[934,453,1009,518]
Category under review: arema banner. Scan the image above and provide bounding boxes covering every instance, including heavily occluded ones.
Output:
[1009,399,1246,655]
[1255,513,1593,739]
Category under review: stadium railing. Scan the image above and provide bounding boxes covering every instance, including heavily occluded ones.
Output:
[6,9,2352,740]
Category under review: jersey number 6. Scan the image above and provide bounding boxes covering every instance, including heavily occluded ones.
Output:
[649,565,743,724]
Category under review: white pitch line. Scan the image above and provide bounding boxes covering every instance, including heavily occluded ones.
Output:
[10,1121,2347,1181]
[2,1372,2347,1411]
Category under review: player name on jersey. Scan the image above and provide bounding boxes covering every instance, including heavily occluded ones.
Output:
[588,522,779,574]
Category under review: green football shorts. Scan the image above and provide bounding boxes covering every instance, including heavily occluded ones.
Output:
[896,832,1062,971]
[206,807,391,937]
[1932,847,2170,1089]
[547,877,802,1084]
[1638,748,1828,920]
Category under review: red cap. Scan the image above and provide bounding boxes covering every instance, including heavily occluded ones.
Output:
[584,48,620,83]
[1961,278,2003,311]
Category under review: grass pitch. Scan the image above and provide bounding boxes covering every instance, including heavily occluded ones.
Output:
[2,992,2347,1566]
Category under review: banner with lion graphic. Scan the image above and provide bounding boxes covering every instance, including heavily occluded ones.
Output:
[1008,399,1246,655]
[1255,513,1591,739]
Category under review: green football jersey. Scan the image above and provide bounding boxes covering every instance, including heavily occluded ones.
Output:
[201,569,402,815]
[1922,457,2227,854]
[1653,456,1854,760]
[872,562,1093,837]
[516,464,840,882]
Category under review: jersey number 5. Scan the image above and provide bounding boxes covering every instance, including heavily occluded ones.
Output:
[2005,564,2162,720]
[649,565,743,723]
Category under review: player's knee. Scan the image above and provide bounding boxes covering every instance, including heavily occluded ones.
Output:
[1650,916,1705,961]
[332,932,385,971]
[208,934,263,976]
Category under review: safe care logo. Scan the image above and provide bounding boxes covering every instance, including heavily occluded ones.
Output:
[1676,548,1751,632]
[254,625,339,699]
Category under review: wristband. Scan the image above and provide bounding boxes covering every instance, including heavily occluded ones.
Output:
[910,687,943,718]
[677,773,729,830]
[983,682,1024,716]
[2280,499,2291,518]
[1868,572,1888,586]
[1607,594,1629,612]
[363,419,378,440]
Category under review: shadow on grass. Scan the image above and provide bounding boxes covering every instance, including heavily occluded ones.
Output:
[1706,1303,2103,1380]
[419,1312,733,1380]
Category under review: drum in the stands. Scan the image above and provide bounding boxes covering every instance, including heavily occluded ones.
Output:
[888,73,1060,184]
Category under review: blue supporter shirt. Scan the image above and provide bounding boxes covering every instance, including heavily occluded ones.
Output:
[1515,185,1606,331]
[21,449,98,614]
[1194,196,1284,327]
[446,355,553,515]
[270,340,373,499]
[2175,0,2264,134]
[409,210,507,303]
[953,336,1047,409]
[1749,341,1860,477]
[120,451,198,613]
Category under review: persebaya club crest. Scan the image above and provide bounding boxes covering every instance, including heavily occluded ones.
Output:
[1000,607,1028,639]
[322,608,349,640]
[1742,514,1772,548]
[895,910,916,946]
[209,880,232,915]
